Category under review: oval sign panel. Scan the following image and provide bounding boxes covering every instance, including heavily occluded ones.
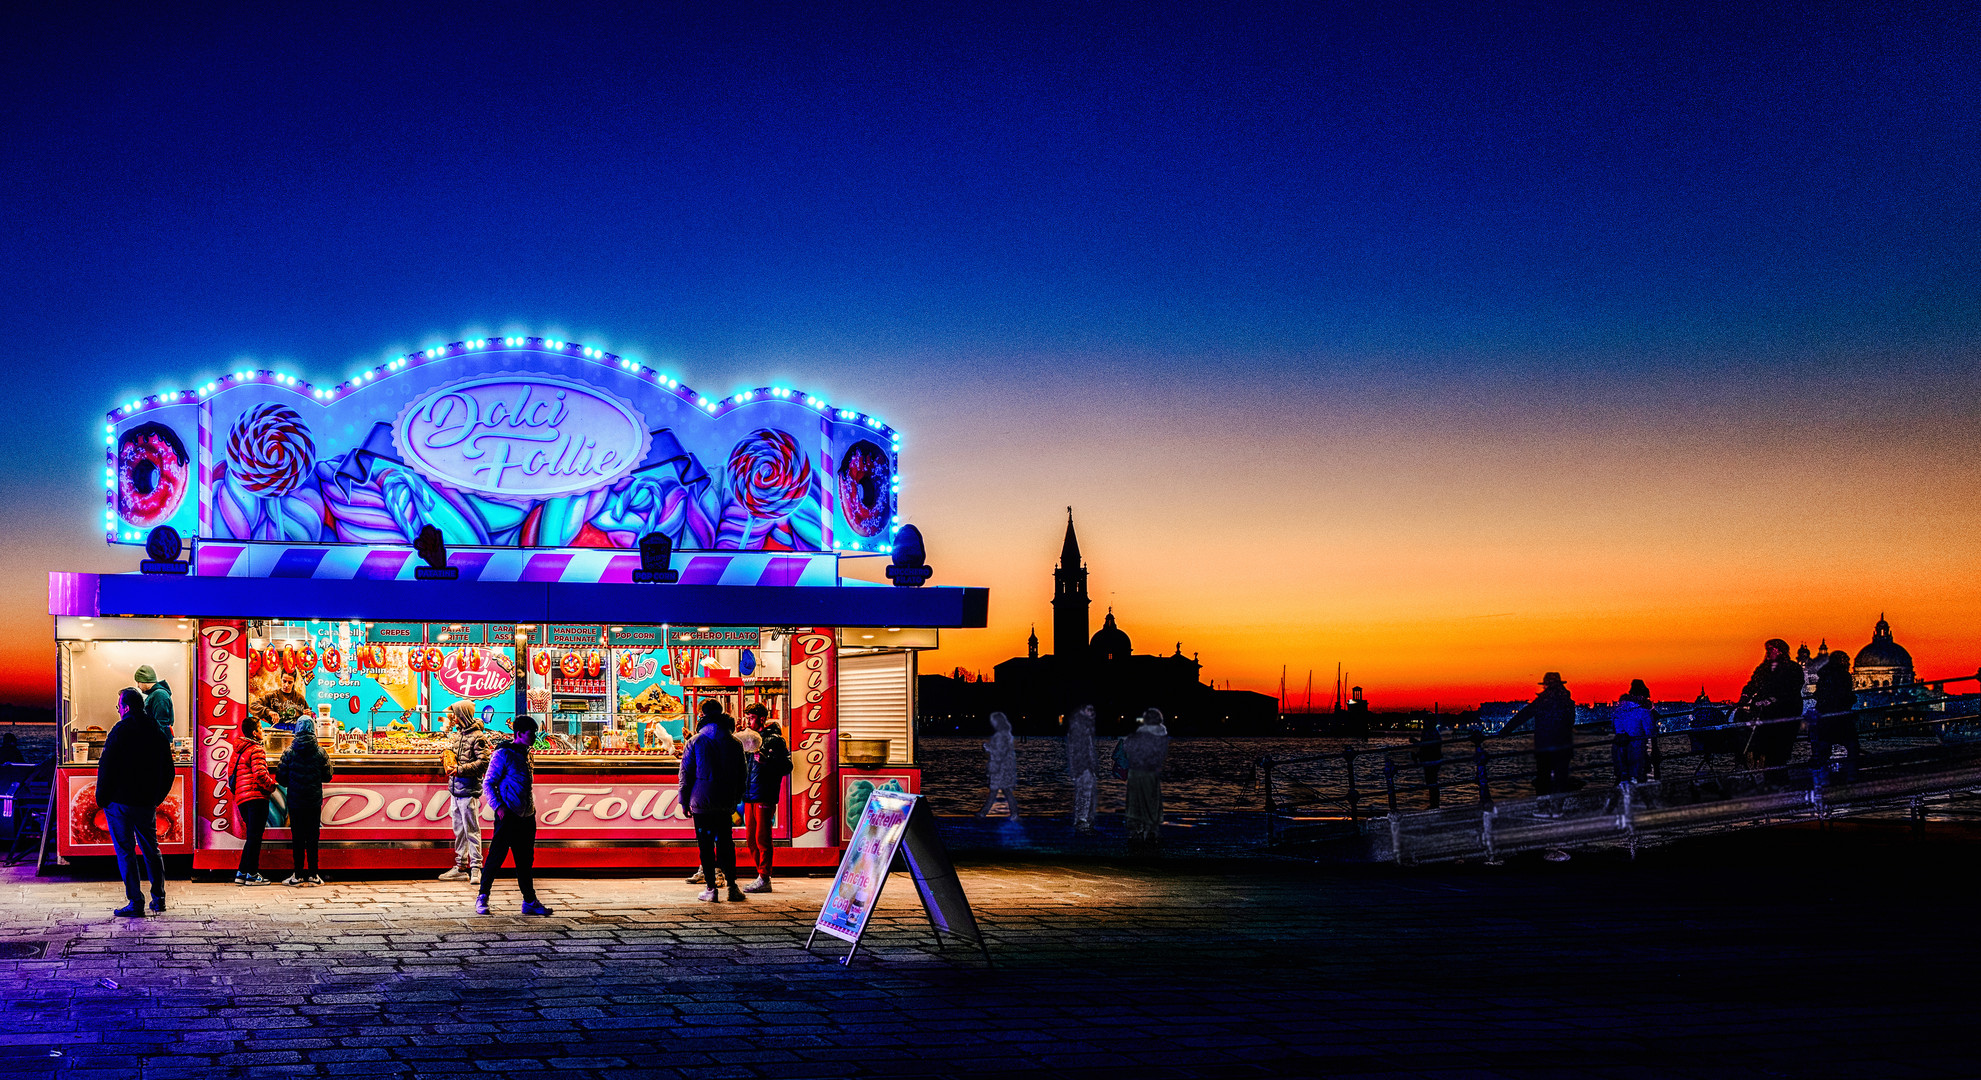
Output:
[394,373,651,499]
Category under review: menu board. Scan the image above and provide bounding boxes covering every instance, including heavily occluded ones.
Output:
[813,790,917,944]
[251,621,518,741]
[614,647,689,744]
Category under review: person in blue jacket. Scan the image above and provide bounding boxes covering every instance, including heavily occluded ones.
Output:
[678,699,746,902]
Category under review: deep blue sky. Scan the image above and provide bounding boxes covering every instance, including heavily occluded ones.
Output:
[3,2,1977,703]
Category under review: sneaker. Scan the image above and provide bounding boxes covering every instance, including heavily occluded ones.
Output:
[520,900,552,916]
[468,867,481,886]
[741,877,772,894]
[697,888,719,903]
[305,875,325,887]
[239,874,272,887]
[113,902,144,918]
[726,883,747,902]
[233,871,247,884]
[282,874,303,886]
[437,865,468,881]
[685,868,706,884]
[474,895,489,915]
[148,895,165,913]
[1543,848,1572,863]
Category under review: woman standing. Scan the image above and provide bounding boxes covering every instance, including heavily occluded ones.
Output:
[1123,709,1170,848]
[478,716,552,916]
[227,716,279,885]
[276,716,332,886]
[977,712,1019,819]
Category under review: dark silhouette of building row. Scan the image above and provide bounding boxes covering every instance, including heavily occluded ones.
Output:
[918,511,1278,736]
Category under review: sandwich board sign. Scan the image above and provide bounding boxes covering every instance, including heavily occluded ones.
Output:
[805,790,990,965]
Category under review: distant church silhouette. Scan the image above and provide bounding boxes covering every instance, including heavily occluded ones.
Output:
[918,510,1279,736]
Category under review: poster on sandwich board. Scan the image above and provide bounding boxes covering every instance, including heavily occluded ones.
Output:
[807,790,989,965]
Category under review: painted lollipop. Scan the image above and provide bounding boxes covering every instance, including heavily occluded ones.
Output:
[226,404,316,496]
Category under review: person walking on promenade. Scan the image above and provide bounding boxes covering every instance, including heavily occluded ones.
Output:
[227,715,279,886]
[1612,679,1656,784]
[1412,712,1444,809]
[1066,705,1099,833]
[1810,651,1860,783]
[1122,708,1170,848]
[1740,639,1806,770]
[1512,672,1578,801]
[276,716,331,886]
[99,687,172,916]
[438,701,491,884]
[134,664,174,740]
[978,712,1019,819]
[738,705,790,894]
[478,716,552,916]
[680,701,747,902]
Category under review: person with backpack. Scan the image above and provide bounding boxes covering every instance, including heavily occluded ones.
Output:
[227,716,280,886]
[738,704,791,894]
[275,715,332,886]
[478,716,552,917]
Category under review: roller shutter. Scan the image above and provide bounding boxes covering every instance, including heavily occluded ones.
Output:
[838,650,915,765]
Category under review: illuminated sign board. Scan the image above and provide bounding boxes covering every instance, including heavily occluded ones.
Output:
[104,337,902,555]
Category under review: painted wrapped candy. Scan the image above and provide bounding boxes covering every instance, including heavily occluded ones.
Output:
[116,422,190,528]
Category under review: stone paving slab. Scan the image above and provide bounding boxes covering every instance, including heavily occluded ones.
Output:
[2,822,1977,1078]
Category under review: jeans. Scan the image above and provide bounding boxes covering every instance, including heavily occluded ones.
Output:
[288,798,321,876]
[1612,735,1648,784]
[237,799,268,875]
[449,795,483,869]
[1533,749,1574,796]
[693,809,738,886]
[743,802,774,879]
[1809,715,1861,783]
[480,811,537,903]
[1071,770,1097,829]
[104,802,164,906]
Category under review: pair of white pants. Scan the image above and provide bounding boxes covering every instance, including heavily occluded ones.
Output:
[1071,770,1097,829]
[450,795,483,868]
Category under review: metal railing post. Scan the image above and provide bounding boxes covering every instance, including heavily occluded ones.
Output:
[1262,757,1276,846]
[1472,731,1491,807]
[1383,755,1398,813]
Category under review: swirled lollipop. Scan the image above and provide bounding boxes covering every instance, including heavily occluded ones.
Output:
[726,428,812,518]
[226,404,316,495]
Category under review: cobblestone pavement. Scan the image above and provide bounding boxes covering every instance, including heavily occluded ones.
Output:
[1,823,1975,1079]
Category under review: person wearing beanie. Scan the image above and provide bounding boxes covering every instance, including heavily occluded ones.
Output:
[1740,639,1806,770]
[478,716,551,916]
[1612,679,1656,784]
[678,701,746,902]
[276,715,333,885]
[1122,709,1170,849]
[133,665,174,740]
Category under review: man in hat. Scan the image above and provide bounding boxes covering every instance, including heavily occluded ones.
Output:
[1512,672,1578,799]
[1612,679,1656,784]
[134,665,174,740]
[1740,639,1806,769]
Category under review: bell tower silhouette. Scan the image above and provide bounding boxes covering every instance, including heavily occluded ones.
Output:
[1052,508,1090,662]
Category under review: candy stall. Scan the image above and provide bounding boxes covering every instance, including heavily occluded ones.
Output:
[49,336,986,871]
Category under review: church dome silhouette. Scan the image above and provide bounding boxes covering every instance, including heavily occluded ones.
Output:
[1090,609,1131,663]
[1854,615,1913,673]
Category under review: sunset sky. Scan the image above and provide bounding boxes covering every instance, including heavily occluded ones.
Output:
[3,4,1977,709]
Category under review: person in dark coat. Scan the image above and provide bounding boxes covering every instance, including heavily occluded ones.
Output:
[738,704,790,894]
[276,716,333,885]
[0,732,22,763]
[98,687,174,916]
[478,715,551,916]
[1066,705,1099,832]
[678,700,746,902]
[1740,639,1806,769]
[1122,709,1170,847]
[1411,713,1444,809]
[1810,651,1860,782]
[134,664,174,740]
[1511,672,1578,798]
